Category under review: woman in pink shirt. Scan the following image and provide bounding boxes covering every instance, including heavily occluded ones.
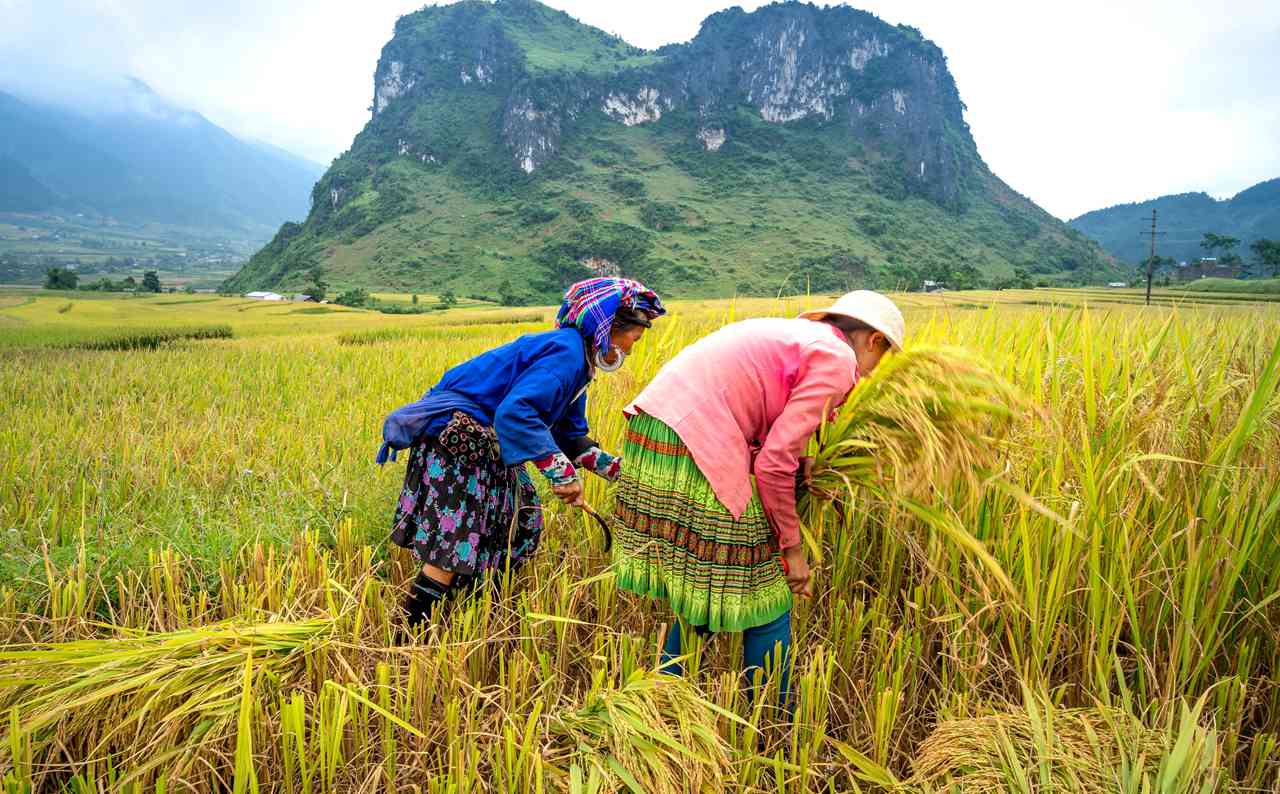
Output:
[612,291,905,706]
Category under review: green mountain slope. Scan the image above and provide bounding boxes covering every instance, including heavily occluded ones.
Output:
[0,155,57,211]
[226,0,1114,299]
[1070,178,1280,265]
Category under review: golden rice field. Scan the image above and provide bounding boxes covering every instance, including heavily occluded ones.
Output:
[1,287,1278,793]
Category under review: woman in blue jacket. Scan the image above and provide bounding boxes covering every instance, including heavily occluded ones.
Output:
[381,278,665,630]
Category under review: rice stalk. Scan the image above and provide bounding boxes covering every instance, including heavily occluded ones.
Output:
[0,617,336,788]
[909,687,1223,794]
[546,668,740,794]
[2,296,1279,790]
[807,345,1028,502]
[804,345,1032,598]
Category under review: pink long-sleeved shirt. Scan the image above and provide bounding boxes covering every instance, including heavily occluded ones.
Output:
[626,317,858,549]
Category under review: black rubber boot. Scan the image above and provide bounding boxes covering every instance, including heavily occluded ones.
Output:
[400,570,451,637]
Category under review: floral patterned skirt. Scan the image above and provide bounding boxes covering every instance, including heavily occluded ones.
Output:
[390,413,543,583]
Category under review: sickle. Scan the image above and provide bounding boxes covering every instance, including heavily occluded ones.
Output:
[580,503,612,553]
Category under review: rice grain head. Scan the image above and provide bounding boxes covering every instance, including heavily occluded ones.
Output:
[909,690,1223,794]
[547,668,740,794]
[808,345,1030,503]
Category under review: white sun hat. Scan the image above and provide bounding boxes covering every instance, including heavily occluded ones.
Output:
[799,290,905,351]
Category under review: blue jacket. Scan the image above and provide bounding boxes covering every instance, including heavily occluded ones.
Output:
[377,327,592,468]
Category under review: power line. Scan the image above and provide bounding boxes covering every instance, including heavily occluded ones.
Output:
[1138,209,1167,306]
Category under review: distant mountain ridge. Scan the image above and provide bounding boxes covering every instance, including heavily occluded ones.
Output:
[0,79,324,238]
[1070,178,1280,265]
[227,0,1113,298]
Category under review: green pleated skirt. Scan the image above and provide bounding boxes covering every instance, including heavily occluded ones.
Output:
[612,413,792,633]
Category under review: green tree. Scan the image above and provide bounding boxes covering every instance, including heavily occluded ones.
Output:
[335,288,370,307]
[1200,232,1240,258]
[609,176,646,199]
[947,262,984,291]
[878,262,918,291]
[411,293,419,305]
[517,204,559,226]
[564,198,594,221]
[1250,239,1280,278]
[141,271,162,293]
[441,289,458,307]
[639,201,682,231]
[497,278,525,306]
[304,267,328,301]
[44,267,78,290]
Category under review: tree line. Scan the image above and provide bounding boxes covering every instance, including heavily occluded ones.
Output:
[1199,234,1280,277]
[44,268,164,293]
[1139,234,1280,290]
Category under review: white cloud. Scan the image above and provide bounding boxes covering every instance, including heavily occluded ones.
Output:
[2,0,1276,217]
[834,0,1280,217]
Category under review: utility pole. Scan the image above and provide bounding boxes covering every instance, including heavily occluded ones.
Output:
[1138,209,1166,306]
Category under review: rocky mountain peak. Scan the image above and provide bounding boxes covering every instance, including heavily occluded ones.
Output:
[226,0,1113,300]
[366,0,971,207]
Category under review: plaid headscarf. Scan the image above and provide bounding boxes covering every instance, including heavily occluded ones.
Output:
[555,277,665,357]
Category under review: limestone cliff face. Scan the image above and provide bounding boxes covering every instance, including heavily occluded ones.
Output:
[669,4,969,206]
[371,11,516,116]
[363,0,973,208]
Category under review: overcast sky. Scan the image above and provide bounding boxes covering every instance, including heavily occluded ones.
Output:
[2,0,1276,219]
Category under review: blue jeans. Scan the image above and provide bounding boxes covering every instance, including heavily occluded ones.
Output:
[659,610,793,708]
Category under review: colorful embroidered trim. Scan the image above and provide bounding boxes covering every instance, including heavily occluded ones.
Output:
[574,446,621,482]
[533,451,577,486]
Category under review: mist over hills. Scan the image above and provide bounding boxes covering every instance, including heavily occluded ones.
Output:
[0,77,323,240]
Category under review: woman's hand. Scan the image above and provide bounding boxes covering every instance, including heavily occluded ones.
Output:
[781,545,813,598]
[794,456,815,497]
[553,479,585,507]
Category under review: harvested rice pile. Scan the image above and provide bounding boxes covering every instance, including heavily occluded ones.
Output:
[913,707,1161,792]
[546,669,738,794]
[910,695,1224,793]
[0,618,336,788]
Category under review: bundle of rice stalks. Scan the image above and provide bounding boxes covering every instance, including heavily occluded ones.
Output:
[546,668,739,794]
[802,346,1032,598]
[909,690,1223,793]
[912,708,1158,793]
[807,345,1028,504]
[0,617,336,788]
